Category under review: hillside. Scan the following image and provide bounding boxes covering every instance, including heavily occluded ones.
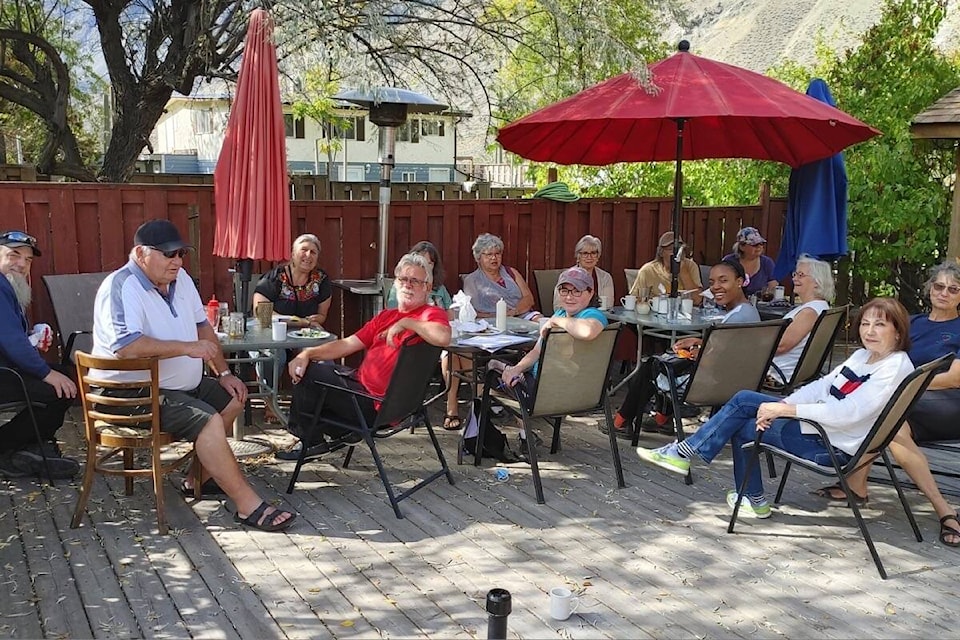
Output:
[668,0,959,73]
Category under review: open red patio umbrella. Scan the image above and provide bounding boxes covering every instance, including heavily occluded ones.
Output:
[214,8,290,312]
[497,41,880,296]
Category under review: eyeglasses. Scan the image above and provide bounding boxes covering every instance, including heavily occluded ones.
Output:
[578,250,599,257]
[151,247,189,259]
[792,271,809,279]
[932,282,960,295]
[480,251,502,258]
[557,286,584,297]
[1,230,38,248]
[397,276,427,287]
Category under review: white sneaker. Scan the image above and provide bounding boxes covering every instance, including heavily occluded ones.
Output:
[726,490,772,519]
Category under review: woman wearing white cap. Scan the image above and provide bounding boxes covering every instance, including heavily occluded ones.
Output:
[629,231,703,305]
[724,226,778,298]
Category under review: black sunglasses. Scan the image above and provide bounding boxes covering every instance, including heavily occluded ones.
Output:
[1,230,38,247]
[151,246,189,259]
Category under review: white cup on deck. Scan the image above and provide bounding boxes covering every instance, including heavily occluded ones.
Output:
[549,587,580,621]
[598,295,612,310]
[774,285,786,300]
[271,320,287,341]
[621,295,637,311]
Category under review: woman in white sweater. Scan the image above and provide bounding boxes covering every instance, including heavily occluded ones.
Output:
[636,297,915,519]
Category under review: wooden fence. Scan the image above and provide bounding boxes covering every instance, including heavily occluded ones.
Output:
[0,182,786,352]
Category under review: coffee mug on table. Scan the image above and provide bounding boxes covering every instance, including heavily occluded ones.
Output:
[271,320,287,341]
[549,587,580,621]
[621,295,637,311]
[598,295,612,310]
[774,285,786,300]
[255,301,274,329]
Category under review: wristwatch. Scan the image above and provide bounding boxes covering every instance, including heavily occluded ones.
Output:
[218,369,233,379]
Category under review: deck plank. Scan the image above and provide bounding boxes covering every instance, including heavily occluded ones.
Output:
[2,397,960,640]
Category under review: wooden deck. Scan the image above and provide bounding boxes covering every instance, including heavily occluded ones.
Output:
[2,382,960,639]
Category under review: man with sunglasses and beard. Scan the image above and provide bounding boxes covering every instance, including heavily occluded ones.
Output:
[0,230,80,479]
[90,220,296,532]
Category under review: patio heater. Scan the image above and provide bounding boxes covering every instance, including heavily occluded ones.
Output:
[334,88,448,286]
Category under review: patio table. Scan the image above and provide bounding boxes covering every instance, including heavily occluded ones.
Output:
[447,317,539,463]
[218,320,335,438]
[603,306,719,392]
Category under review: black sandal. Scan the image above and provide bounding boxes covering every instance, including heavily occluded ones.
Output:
[939,514,960,547]
[812,484,869,506]
[234,501,297,532]
[442,414,462,431]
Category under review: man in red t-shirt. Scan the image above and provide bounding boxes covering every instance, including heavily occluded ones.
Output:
[282,253,451,458]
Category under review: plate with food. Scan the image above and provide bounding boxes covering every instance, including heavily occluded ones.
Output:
[288,328,332,340]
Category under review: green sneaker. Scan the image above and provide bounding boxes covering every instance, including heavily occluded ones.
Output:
[726,490,772,519]
[635,442,690,475]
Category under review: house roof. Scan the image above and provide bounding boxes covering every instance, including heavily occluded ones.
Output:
[910,86,960,139]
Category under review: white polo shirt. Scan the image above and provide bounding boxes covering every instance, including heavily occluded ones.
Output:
[92,260,207,390]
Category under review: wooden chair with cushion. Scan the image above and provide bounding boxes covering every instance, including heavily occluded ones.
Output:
[533,269,564,315]
[71,352,199,535]
[476,323,624,503]
[729,353,954,580]
[42,271,111,366]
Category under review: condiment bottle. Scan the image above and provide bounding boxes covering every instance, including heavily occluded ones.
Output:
[205,295,220,327]
[496,298,507,332]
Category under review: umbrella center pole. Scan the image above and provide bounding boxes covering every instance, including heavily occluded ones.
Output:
[377,125,396,287]
[670,118,686,301]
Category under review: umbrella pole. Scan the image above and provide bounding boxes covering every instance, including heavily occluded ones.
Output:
[238,258,253,318]
[377,126,396,285]
[670,118,685,299]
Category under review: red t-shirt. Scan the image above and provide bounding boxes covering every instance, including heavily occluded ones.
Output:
[354,304,449,399]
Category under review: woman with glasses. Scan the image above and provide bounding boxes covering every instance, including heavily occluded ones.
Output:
[629,232,703,305]
[253,234,331,328]
[818,261,960,547]
[723,226,778,298]
[551,235,614,311]
[463,233,538,320]
[767,255,834,386]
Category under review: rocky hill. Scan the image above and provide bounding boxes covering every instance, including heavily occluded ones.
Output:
[668,0,959,73]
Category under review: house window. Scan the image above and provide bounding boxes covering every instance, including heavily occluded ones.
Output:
[399,171,418,182]
[332,116,365,142]
[397,119,420,143]
[421,120,444,137]
[192,110,215,135]
[284,114,305,139]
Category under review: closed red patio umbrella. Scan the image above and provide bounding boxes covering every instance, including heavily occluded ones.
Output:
[497,41,880,296]
[214,8,290,311]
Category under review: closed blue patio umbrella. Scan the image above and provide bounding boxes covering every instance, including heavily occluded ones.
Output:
[773,79,851,280]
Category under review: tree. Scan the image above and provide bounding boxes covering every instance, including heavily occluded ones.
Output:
[1,0,247,181]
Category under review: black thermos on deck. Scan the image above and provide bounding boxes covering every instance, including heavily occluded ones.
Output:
[486,588,511,639]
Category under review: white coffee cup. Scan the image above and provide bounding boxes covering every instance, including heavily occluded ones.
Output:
[621,295,637,311]
[271,320,287,341]
[774,285,786,300]
[681,298,694,316]
[549,587,580,621]
[598,295,612,310]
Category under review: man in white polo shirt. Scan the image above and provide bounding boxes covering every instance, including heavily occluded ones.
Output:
[91,219,295,532]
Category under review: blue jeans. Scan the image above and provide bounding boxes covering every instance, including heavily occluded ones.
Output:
[683,390,849,497]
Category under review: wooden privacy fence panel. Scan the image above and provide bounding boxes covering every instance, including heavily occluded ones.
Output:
[0,183,785,350]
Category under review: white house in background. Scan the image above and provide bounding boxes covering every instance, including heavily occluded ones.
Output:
[144,94,472,182]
